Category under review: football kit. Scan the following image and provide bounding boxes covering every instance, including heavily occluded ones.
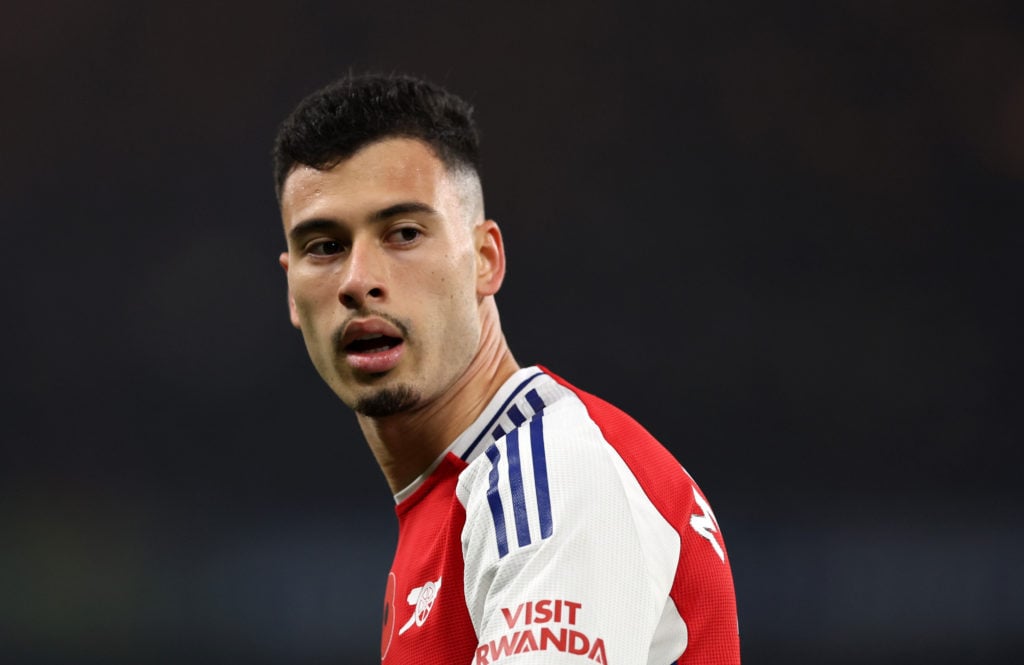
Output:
[380,366,740,664]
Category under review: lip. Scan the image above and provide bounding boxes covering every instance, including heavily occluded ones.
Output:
[340,318,404,349]
[340,318,406,374]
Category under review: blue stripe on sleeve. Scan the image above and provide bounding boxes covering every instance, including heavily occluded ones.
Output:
[485,445,509,558]
[529,415,553,539]
[507,405,526,427]
[461,371,544,461]
[505,429,532,548]
[526,388,545,414]
[491,424,506,441]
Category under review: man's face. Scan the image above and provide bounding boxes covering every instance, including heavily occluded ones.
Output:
[279,138,489,417]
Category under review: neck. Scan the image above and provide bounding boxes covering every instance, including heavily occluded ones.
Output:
[356,299,520,495]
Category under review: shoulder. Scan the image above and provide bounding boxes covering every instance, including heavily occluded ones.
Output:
[455,381,612,558]
[457,370,696,559]
[457,376,622,504]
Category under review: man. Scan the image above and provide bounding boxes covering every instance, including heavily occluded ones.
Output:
[273,74,740,664]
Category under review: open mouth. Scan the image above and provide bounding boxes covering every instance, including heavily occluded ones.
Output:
[345,333,403,354]
[339,318,407,374]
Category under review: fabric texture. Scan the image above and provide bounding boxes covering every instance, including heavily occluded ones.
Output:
[381,367,740,664]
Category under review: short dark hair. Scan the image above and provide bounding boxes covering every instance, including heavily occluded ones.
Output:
[272,73,481,200]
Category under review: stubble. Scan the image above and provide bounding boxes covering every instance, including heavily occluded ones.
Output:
[354,385,419,417]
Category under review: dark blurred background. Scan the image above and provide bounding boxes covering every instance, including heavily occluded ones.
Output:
[3,1,1022,663]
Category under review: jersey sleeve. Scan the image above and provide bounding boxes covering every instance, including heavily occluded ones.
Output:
[456,395,735,664]
[672,479,741,665]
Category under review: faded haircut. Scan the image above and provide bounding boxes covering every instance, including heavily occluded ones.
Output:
[272,73,482,202]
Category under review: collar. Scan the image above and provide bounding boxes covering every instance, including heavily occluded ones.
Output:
[393,366,551,503]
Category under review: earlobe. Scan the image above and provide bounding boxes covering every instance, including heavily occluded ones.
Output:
[279,252,302,329]
[476,220,506,297]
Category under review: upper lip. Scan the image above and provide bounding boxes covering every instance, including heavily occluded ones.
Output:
[339,318,405,351]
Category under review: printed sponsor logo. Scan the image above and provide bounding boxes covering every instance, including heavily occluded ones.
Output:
[476,599,607,664]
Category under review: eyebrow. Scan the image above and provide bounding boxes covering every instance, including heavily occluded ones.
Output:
[288,201,439,242]
[288,218,339,242]
[370,201,438,221]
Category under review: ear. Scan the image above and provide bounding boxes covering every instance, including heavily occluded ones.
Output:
[279,252,301,329]
[475,219,506,297]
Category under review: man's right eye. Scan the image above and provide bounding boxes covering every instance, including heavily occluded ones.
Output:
[307,240,343,256]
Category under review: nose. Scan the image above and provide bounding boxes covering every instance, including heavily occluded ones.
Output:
[338,238,386,309]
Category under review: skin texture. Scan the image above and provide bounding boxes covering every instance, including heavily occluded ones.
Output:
[279,138,520,493]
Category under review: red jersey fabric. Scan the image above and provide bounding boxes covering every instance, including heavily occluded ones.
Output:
[380,367,740,664]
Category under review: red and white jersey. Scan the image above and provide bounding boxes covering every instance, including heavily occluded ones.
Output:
[380,367,740,665]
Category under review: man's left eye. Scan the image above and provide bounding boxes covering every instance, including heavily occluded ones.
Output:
[390,227,421,244]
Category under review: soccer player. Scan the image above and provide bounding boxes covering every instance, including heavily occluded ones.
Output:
[273,74,740,664]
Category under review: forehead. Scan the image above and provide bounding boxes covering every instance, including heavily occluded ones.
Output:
[280,138,458,228]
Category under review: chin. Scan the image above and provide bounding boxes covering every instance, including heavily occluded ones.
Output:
[354,385,419,417]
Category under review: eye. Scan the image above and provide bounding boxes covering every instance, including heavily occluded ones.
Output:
[306,239,344,256]
[388,226,422,245]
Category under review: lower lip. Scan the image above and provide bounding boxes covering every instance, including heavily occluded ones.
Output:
[346,343,405,374]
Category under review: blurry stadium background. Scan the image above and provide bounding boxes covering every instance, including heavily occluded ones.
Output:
[3,2,1022,663]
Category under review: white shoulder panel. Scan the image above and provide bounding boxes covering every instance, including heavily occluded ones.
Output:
[457,385,685,663]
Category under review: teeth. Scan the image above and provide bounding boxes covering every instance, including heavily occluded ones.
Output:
[359,333,384,341]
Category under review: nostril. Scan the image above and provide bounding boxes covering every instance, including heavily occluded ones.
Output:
[339,285,383,309]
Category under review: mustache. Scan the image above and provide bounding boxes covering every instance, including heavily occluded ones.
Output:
[332,310,412,350]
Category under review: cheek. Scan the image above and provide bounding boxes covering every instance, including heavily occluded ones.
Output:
[418,252,470,298]
[289,290,316,327]
[437,273,483,344]
[290,272,337,318]
[412,268,474,343]
[290,288,339,357]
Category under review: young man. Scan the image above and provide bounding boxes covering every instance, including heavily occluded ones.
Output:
[273,74,740,664]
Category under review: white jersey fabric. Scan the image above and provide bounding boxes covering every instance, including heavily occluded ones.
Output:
[381,366,739,665]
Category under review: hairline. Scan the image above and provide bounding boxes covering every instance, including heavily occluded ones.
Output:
[280,135,485,225]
